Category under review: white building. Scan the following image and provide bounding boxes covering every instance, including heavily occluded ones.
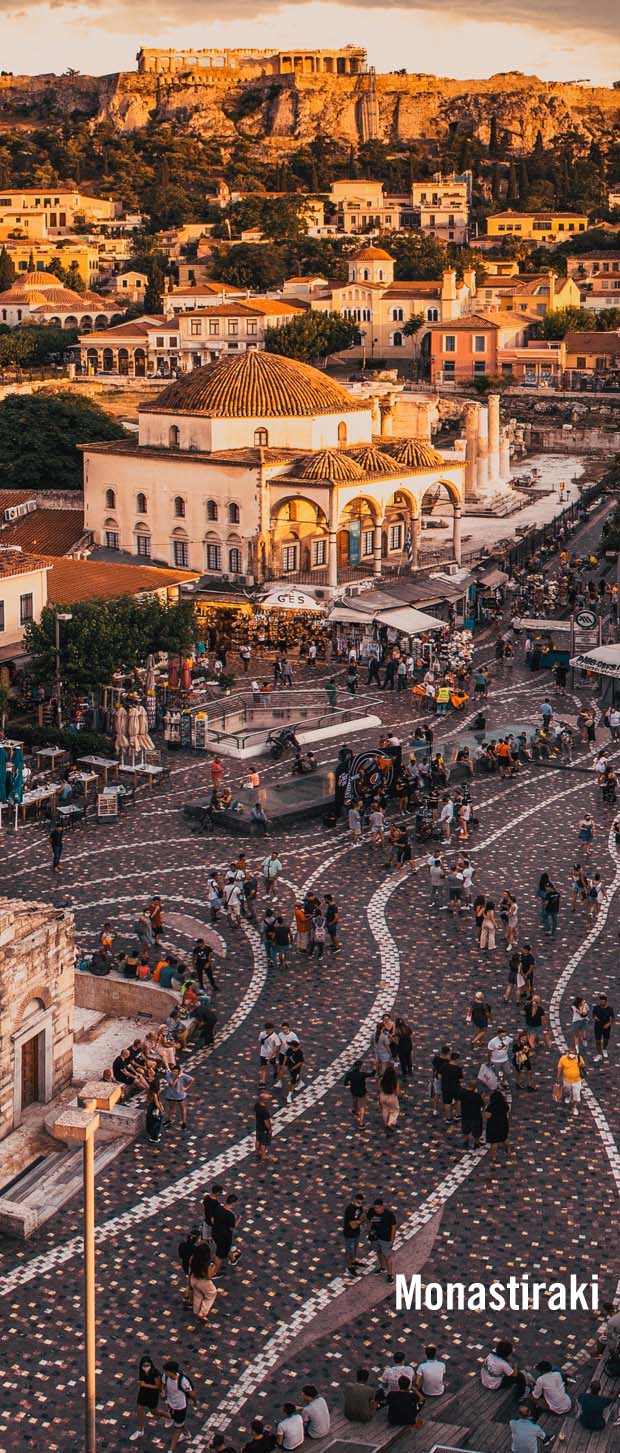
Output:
[81,349,465,587]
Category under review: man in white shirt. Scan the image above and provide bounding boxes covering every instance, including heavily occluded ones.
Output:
[487,1031,513,1072]
[276,1404,305,1449]
[439,796,454,842]
[481,1341,519,1390]
[380,1353,416,1397]
[416,1346,446,1397]
[428,855,446,904]
[301,1386,330,1438]
[259,1023,281,1086]
[532,1364,572,1414]
[609,707,620,742]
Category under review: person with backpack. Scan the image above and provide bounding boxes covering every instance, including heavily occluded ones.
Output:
[162,1361,196,1447]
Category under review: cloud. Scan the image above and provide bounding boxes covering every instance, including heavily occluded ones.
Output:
[0,0,617,35]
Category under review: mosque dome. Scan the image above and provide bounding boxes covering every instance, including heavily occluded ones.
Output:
[287,449,367,483]
[350,246,393,262]
[381,437,446,470]
[141,350,367,419]
[345,445,408,476]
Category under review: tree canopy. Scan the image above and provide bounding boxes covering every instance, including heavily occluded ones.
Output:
[264,310,359,364]
[0,390,127,490]
[0,324,78,369]
[24,595,197,693]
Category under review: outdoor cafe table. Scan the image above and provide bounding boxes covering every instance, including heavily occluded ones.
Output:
[14,781,63,826]
[118,762,165,788]
[34,745,68,770]
[77,755,118,784]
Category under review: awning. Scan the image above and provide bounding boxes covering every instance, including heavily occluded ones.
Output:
[512,617,572,634]
[376,607,445,634]
[328,603,374,624]
[478,568,509,589]
[259,589,325,613]
[570,645,620,678]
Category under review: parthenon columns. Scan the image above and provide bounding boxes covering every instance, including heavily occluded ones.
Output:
[488,392,501,487]
[452,506,462,566]
[500,431,511,482]
[464,402,480,501]
[476,404,489,492]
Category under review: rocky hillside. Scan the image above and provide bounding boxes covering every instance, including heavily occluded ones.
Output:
[1,68,619,154]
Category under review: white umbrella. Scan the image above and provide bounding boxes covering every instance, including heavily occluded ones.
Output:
[113,703,129,755]
[127,705,141,760]
[145,655,156,694]
[136,704,155,753]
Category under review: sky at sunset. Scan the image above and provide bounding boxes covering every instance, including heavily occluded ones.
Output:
[1,0,618,82]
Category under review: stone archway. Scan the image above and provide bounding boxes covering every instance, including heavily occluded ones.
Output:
[270,495,329,580]
[420,478,462,565]
[337,495,381,576]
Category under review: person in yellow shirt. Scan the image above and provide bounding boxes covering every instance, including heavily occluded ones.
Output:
[556,1050,585,1117]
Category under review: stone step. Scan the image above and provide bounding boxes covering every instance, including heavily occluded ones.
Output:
[0,1137,128,1238]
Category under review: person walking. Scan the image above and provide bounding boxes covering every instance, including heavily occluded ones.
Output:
[130,1353,164,1440]
[524,993,551,1051]
[593,993,615,1063]
[542,881,560,938]
[556,1047,586,1117]
[193,938,220,993]
[367,1197,397,1284]
[480,901,498,952]
[440,1050,463,1126]
[163,1066,194,1131]
[262,851,283,899]
[162,1362,196,1450]
[460,1075,484,1148]
[188,1241,223,1324]
[379,1063,401,1136]
[324,895,340,953]
[571,994,590,1049]
[343,1193,365,1276]
[50,822,64,874]
[254,1091,272,1161]
[468,992,492,1046]
[344,1060,369,1125]
[486,1087,510,1166]
[394,1017,413,1078]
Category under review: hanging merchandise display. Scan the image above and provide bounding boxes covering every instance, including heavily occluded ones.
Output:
[194,713,209,751]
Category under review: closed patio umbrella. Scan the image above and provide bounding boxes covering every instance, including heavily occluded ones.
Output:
[113,703,129,755]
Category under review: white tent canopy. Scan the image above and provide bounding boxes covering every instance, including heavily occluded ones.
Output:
[259,589,325,613]
[570,644,620,679]
[328,601,444,633]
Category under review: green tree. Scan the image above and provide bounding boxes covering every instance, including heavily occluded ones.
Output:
[0,391,126,490]
[144,254,166,311]
[0,247,15,290]
[531,306,597,339]
[24,596,196,693]
[385,231,450,281]
[264,310,359,365]
[0,324,78,369]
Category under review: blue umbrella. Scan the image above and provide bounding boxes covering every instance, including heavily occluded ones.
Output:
[8,747,24,804]
[0,747,6,804]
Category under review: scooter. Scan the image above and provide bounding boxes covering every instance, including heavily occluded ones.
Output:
[268,725,301,759]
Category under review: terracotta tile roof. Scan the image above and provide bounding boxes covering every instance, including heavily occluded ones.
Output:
[564,331,620,354]
[0,548,52,579]
[0,490,36,516]
[46,556,199,604]
[78,438,301,466]
[79,317,164,343]
[140,351,369,419]
[176,301,304,319]
[0,508,86,556]
[168,281,245,298]
[384,282,441,295]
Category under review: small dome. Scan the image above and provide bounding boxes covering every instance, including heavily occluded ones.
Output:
[350,246,394,262]
[288,449,367,483]
[382,437,446,470]
[346,445,407,476]
[141,350,367,420]
[19,270,66,287]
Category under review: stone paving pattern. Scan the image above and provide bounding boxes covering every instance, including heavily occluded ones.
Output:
[0,503,618,1450]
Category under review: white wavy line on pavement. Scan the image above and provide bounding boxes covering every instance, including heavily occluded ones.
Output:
[191,1148,487,1445]
[0,850,399,1298]
[549,822,620,1197]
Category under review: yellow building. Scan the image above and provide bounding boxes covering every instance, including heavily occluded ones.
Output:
[486,211,589,244]
[0,188,119,230]
[3,241,102,286]
[312,245,476,360]
[476,269,581,315]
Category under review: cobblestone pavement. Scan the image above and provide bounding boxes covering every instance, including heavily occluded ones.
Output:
[1,522,619,1451]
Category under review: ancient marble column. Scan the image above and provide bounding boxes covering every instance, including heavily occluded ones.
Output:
[476,404,489,492]
[488,392,501,487]
[373,524,383,576]
[500,430,511,481]
[464,403,480,501]
[452,506,462,566]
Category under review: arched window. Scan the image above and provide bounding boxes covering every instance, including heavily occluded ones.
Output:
[228,502,240,524]
[174,496,186,518]
[391,331,403,348]
[427,307,438,322]
[391,307,404,322]
[171,527,189,568]
[169,425,180,448]
[337,421,348,444]
[206,500,218,522]
[136,492,147,514]
[363,269,369,280]
[378,269,384,281]
[105,488,116,509]
[134,525,151,558]
[254,427,269,447]
[229,546,242,574]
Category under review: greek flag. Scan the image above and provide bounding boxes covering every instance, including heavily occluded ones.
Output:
[405,527,413,565]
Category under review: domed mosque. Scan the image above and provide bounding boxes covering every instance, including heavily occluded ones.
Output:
[82,349,464,587]
[0,269,119,330]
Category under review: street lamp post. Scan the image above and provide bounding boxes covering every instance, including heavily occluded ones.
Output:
[54,611,72,728]
[51,1082,121,1453]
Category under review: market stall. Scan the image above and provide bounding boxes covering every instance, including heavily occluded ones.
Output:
[511,617,572,670]
[327,598,445,661]
[569,644,620,706]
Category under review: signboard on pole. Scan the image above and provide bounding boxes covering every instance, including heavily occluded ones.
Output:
[572,609,601,657]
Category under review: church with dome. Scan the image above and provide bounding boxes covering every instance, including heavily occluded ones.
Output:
[0,271,119,331]
[82,349,465,588]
